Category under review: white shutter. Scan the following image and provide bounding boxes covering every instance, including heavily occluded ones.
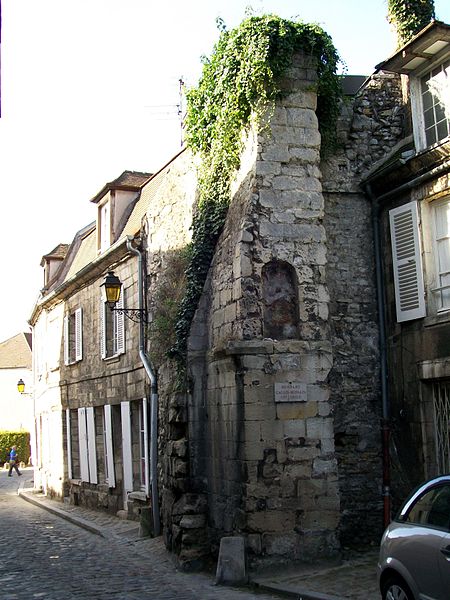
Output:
[75,308,83,361]
[64,314,69,365]
[115,287,125,354]
[104,405,116,488]
[100,301,106,359]
[66,409,73,480]
[78,407,89,482]
[86,407,97,484]
[143,398,150,497]
[389,202,426,322]
[121,401,133,493]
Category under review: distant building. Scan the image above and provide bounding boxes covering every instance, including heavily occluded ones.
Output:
[0,332,33,432]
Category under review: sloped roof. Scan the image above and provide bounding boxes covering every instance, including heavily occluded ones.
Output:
[376,20,450,74]
[0,332,32,369]
[41,243,70,262]
[90,170,152,205]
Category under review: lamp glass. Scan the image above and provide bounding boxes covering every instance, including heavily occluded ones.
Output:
[101,271,122,306]
[17,379,25,394]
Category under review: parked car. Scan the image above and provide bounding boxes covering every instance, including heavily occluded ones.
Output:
[378,475,450,599]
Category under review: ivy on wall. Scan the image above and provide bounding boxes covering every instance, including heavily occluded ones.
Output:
[388,0,435,46]
[170,15,342,363]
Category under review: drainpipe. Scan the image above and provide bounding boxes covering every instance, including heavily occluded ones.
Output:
[126,236,161,536]
[365,184,391,528]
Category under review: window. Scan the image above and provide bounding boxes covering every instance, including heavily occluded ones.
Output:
[99,200,111,253]
[78,407,97,484]
[431,197,450,311]
[103,405,116,487]
[420,60,450,147]
[64,308,83,364]
[100,289,125,359]
[262,260,299,339]
[406,484,450,531]
[139,399,149,493]
[432,382,450,474]
[389,202,426,322]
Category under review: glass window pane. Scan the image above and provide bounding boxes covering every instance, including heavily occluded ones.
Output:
[426,126,437,146]
[424,107,435,129]
[422,90,433,110]
[437,119,449,142]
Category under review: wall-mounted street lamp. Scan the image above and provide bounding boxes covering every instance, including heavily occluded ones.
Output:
[100,271,148,323]
[17,379,32,396]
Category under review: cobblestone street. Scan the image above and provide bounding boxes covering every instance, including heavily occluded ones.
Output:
[1,470,277,600]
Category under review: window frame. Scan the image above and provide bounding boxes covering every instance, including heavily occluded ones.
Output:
[64,307,83,365]
[410,57,450,152]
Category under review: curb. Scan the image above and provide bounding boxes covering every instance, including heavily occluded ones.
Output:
[252,579,345,600]
[18,489,105,538]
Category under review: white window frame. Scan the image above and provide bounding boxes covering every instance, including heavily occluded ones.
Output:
[139,398,150,496]
[64,307,83,365]
[78,407,98,484]
[430,196,450,312]
[121,401,133,495]
[103,405,116,488]
[410,57,450,152]
[66,409,73,480]
[99,200,111,253]
[100,288,125,359]
[389,201,426,322]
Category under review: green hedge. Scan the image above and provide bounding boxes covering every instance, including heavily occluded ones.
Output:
[0,431,31,465]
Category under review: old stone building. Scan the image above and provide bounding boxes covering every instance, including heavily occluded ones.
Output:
[29,16,450,573]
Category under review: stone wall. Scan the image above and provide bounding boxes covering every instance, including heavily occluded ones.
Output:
[321,70,406,544]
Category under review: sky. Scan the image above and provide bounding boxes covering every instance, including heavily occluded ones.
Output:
[1,0,450,343]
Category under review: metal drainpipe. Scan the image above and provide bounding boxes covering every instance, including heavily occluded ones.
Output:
[364,158,450,527]
[126,236,161,536]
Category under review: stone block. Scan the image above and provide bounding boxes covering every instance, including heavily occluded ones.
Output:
[180,514,206,529]
[215,536,247,585]
[276,402,318,420]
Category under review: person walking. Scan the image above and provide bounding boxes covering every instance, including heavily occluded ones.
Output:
[8,446,21,477]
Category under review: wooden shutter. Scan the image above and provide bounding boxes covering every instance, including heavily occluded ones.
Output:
[66,409,73,480]
[104,405,116,488]
[115,287,125,354]
[64,314,69,365]
[78,408,89,482]
[389,201,426,322]
[75,308,83,361]
[100,300,106,359]
[86,407,97,484]
[121,401,133,493]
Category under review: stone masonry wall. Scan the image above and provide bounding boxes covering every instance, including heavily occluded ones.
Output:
[321,70,405,545]
[187,52,341,565]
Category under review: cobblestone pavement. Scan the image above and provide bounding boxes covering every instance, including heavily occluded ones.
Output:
[3,468,381,600]
[1,469,278,600]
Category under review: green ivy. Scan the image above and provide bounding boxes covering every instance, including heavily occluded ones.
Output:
[170,15,342,363]
[388,0,435,46]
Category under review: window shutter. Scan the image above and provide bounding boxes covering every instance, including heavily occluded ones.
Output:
[104,405,115,488]
[100,301,106,359]
[66,409,73,480]
[121,401,133,493]
[116,286,125,354]
[86,407,97,484]
[78,407,89,482]
[64,314,69,365]
[75,308,83,361]
[389,201,426,322]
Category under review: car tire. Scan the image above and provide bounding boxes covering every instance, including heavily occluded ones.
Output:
[382,575,414,600]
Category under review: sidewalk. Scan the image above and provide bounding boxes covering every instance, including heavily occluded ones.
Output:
[18,477,380,600]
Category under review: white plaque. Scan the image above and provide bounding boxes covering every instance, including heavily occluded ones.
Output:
[274,382,307,403]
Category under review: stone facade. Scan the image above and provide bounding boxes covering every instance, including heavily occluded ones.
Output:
[154,54,391,568]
